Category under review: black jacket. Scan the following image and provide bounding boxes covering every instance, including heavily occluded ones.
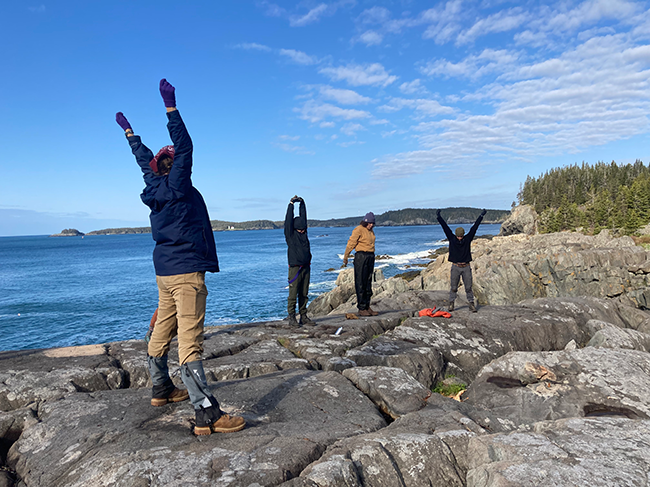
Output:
[437,214,484,263]
[130,110,219,276]
[285,201,311,267]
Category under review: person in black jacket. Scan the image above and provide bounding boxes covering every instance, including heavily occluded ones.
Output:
[285,196,314,326]
[116,79,244,436]
[436,209,486,312]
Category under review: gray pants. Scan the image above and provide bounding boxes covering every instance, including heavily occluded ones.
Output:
[450,264,474,303]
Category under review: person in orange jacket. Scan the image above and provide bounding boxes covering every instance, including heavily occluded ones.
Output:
[342,212,378,317]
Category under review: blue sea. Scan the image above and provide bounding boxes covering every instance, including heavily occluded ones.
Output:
[0,224,501,352]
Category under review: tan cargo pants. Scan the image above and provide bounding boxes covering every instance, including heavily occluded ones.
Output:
[148,271,208,365]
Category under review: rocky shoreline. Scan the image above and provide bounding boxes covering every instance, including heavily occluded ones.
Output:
[3,226,650,486]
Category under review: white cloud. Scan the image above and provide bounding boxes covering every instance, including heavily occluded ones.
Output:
[279,49,319,65]
[258,1,285,17]
[290,4,329,27]
[338,140,365,147]
[369,119,390,125]
[357,6,391,24]
[296,100,372,123]
[358,30,383,46]
[235,42,272,51]
[378,98,455,117]
[399,79,427,95]
[382,130,397,138]
[456,8,528,45]
[319,86,372,104]
[319,63,398,87]
[341,123,365,136]
[371,32,650,179]
[320,121,336,128]
[274,142,315,155]
[278,135,300,141]
[421,48,521,79]
[421,0,464,44]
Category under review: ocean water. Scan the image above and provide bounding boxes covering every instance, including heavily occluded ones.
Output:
[0,224,501,351]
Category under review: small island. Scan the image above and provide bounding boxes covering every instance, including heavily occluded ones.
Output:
[49,228,85,237]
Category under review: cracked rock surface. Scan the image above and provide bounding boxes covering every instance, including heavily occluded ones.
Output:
[2,265,650,485]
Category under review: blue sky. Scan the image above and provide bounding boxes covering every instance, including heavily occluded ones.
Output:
[2,0,650,236]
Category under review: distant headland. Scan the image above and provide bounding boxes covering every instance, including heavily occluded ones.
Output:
[52,207,510,236]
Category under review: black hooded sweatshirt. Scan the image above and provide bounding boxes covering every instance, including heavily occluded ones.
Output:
[285,201,312,267]
[437,213,484,263]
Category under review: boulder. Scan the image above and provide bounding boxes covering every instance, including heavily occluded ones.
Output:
[420,231,650,307]
[342,366,431,418]
[344,336,444,389]
[498,204,538,236]
[0,345,126,412]
[466,417,650,487]
[463,348,650,428]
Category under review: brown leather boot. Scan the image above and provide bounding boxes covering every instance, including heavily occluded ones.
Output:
[151,387,189,407]
[211,413,246,433]
[358,309,372,317]
[368,307,379,316]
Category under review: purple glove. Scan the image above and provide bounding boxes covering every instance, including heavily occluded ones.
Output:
[115,112,132,131]
[159,79,176,107]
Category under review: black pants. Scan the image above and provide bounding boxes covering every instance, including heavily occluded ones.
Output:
[354,251,375,311]
[288,265,310,315]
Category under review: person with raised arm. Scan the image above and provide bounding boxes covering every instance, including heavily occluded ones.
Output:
[284,196,314,327]
[436,208,486,313]
[115,79,245,436]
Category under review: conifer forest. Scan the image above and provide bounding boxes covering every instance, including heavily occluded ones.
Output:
[518,160,650,234]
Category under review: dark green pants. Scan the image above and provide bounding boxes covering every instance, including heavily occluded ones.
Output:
[288,265,310,316]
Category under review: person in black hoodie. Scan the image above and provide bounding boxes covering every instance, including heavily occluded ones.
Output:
[436,209,486,312]
[285,196,313,326]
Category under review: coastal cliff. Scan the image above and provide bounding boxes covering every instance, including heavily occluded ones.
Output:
[2,231,650,486]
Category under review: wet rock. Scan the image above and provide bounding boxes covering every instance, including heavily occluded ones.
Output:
[342,366,431,419]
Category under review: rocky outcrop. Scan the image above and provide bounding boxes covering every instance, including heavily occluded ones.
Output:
[498,204,537,236]
[309,231,650,318]
[49,228,84,237]
[3,291,650,486]
[421,230,650,308]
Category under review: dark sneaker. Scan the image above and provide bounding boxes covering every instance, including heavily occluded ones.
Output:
[448,302,455,312]
[469,301,477,313]
[151,387,189,407]
[368,307,379,316]
[287,314,299,327]
[358,309,372,317]
[300,314,315,325]
[211,414,246,433]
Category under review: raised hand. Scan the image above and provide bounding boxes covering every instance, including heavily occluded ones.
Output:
[481,209,487,217]
[159,79,176,108]
[115,112,132,132]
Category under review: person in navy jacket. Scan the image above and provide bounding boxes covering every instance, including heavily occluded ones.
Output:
[116,79,244,435]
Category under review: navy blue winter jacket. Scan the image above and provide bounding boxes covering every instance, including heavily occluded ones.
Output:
[129,110,219,276]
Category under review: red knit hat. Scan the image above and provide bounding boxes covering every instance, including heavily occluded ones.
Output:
[149,145,175,174]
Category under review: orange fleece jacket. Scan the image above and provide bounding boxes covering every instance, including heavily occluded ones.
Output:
[344,225,376,262]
